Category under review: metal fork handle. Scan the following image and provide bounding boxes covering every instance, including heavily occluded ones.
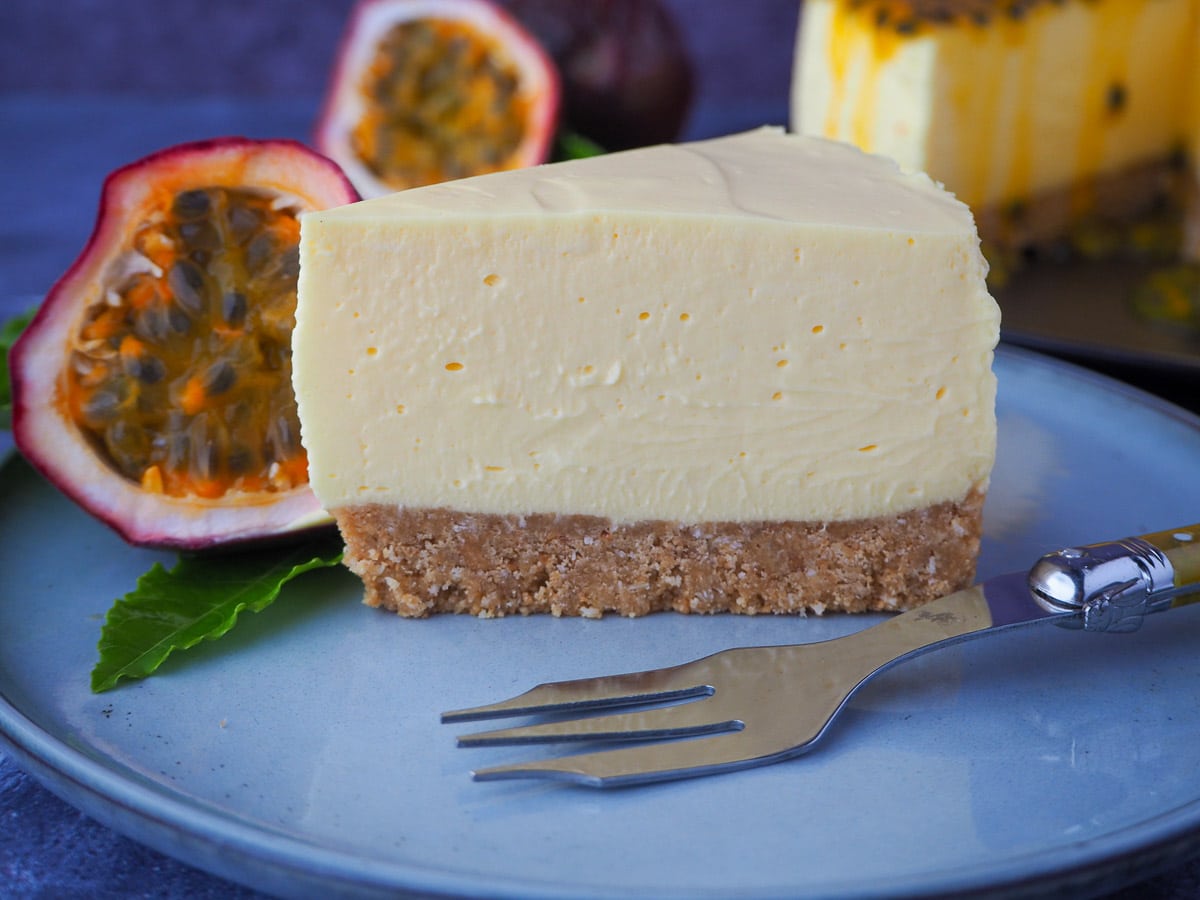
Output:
[1028,523,1200,632]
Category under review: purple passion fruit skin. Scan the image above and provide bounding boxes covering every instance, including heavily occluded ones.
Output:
[502,0,694,151]
[315,0,560,199]
[11,137,359,550]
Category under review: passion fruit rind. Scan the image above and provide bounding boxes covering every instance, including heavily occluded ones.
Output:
[12,137,358,550]
[316,0,560,198]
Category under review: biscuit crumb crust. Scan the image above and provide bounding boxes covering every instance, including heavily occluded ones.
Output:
[334,487,986,618]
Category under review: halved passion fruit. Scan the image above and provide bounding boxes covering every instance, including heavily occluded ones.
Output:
[315,0,559,198]
[11,138,358,549]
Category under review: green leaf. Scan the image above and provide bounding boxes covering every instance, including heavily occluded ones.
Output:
[554,129,605,161]
[1,307,36,429]
[91,536,344,692]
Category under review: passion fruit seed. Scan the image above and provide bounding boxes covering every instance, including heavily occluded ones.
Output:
[352,18,531,188]
[65,186,307,501]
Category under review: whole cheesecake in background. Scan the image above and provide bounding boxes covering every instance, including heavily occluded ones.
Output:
[293,127,1000,618]
[791,0,1196,253]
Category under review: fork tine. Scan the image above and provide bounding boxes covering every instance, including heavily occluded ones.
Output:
[471,729,797,787]
[456,695,741,746]
[441,658,715,723]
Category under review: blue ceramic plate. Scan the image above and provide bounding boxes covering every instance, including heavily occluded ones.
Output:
[3,346,1200,899]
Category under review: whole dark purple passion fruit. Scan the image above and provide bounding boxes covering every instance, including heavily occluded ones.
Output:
[11,138,358,550]
[502,0,695,150]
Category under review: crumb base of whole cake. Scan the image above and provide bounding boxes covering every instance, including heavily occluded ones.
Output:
[976,156,1183,252]
[333,488,986,618]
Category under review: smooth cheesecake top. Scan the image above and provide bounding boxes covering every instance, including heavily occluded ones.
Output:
[318,125,974,230]
[294,127,999,524]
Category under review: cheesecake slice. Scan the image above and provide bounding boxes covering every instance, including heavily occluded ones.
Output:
[293,127,1000,618]
[792,0,1195,251]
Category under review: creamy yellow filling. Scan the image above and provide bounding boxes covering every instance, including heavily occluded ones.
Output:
[293,128,998,524]
[792,0,1194,215]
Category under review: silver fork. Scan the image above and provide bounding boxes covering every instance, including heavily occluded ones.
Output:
[443,524,1200,787]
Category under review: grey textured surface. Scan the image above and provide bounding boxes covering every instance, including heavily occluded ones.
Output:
[2,1,1200,896]
[0,760,260,899]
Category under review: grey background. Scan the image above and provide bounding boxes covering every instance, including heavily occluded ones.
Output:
[0,0,798,105]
